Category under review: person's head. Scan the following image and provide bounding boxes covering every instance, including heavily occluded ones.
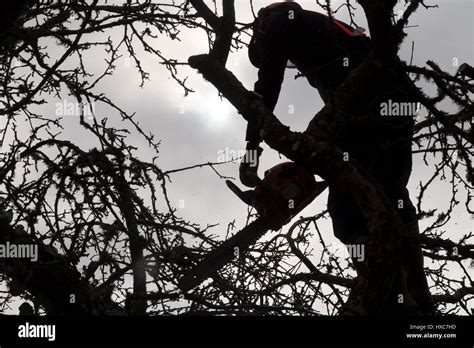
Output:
[248,2,302,68]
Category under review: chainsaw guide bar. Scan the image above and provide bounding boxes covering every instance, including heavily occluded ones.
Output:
[178,218,269,292]
[178,162,327,292]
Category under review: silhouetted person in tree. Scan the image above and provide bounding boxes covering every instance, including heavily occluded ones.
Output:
[241,1,369,185]
[241,1,434,314]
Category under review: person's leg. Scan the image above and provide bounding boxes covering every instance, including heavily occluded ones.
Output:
[327,189,369,285]
[398,189,435,314]
[328,188,422,315]
[371,139,434,314]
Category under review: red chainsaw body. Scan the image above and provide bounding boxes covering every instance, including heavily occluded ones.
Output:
[252,162,326,230]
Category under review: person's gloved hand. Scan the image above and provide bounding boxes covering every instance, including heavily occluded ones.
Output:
[239,142,263,188]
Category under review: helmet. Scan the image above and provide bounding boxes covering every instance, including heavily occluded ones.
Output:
[248,2,302,68]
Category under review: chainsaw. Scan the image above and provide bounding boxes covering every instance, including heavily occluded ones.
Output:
[178,162,327,292]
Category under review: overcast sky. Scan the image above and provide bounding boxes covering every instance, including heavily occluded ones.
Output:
[78,0,471,242]
[8,0,473,293]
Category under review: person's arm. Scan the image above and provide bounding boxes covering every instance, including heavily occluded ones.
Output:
[241,13,290,187]
[245,14,290,144]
